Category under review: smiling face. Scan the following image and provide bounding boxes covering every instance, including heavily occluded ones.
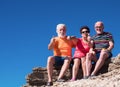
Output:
[94,21,104,34]
[56,24,66,37]
[81,28,90,38]
[80,26,90,38]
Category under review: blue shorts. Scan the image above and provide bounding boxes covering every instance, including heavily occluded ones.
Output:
[92,52,112,64]
[53,56,66,66]
[96,52,112,59]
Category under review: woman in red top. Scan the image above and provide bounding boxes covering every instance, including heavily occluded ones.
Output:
[71,26,93,81]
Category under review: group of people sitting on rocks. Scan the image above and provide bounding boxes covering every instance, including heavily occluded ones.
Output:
[46,21,114,86]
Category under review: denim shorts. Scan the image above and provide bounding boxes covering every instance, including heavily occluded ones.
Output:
[96,52,112,59]
[53,56,66,66]
[92,52,112,64]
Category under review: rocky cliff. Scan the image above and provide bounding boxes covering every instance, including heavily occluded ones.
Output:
[22,54,120,87]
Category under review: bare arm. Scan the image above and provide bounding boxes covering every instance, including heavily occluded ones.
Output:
[107,41,114,51]
[67,36,78,47]
[87,35,95,54]
[48,37,55,50]
[89,40,95,54]
[87,35,94,48]
[101,41,114,52]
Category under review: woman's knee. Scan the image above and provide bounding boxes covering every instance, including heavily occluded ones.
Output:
[86,53,93,60]
[74,58,80,64]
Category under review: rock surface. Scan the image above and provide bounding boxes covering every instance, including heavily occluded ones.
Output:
[22,54,120,87]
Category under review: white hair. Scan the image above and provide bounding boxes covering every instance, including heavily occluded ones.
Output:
[95,21,104,29]
[56,24,66,30]
[95,21,104,26]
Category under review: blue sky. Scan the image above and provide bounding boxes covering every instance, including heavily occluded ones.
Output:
[0,0,120,87]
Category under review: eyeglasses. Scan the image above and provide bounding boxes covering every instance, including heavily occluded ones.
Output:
[81,31,89,34]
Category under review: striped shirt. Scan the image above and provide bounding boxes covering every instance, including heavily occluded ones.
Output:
[92,32,114,52]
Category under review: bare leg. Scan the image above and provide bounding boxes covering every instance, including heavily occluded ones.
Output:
[91,51,109,75]
[58,57,71,80]
[81,57,86,77]
[71,58,80,80]
[86,53,97,76]
[47,56,55,82]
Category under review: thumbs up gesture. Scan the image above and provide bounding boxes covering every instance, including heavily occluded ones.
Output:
[87,34,91,42]
[50,36,55,44]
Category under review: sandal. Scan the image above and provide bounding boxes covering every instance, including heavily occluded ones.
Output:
[46,82,53,86]
[57,78,65,82]
[89,74,96,79]
[70,79,76,81]
[83,76,89,79]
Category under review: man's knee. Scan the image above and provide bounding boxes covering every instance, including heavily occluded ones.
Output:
[100,51,108,59]
[47,56,54,64]
[64,59,71,65]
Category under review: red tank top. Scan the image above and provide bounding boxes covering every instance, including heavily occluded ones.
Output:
[73,38,90,58]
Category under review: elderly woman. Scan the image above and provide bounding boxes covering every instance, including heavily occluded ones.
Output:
[71,26,93,81]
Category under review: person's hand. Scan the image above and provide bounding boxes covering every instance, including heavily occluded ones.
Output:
[48,36,56,50]
[87,34,91,42]
[101,48,109,52]
[89,48,95,55]
[67,36,76,40]
[50,36,55,44]
[67,36,71,40]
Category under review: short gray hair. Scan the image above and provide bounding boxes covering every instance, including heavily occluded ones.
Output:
[56,24,66,30]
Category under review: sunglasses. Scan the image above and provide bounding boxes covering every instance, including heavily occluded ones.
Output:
[81,31,89,34]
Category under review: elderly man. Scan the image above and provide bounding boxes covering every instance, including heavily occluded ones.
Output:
[46,24,76,86]
[86,21,114,78]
